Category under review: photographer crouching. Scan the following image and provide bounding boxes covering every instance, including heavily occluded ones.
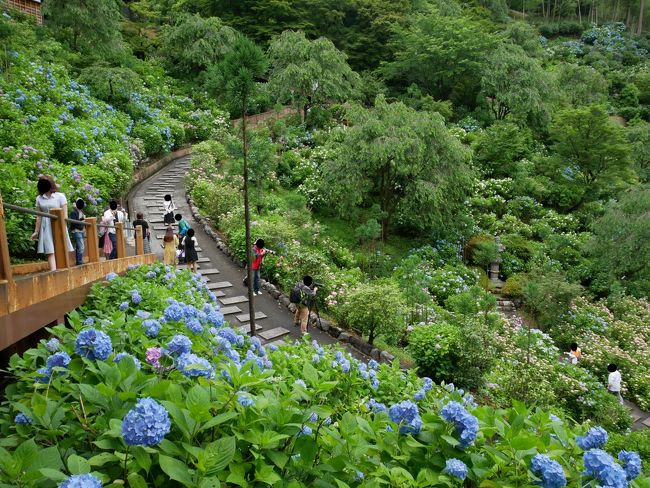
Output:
[251,239,275,296]
[291,276,318,336]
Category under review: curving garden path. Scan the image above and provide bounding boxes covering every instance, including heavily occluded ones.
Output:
[127,154,345,351]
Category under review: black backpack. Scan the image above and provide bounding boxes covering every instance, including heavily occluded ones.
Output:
[289,284,302,304]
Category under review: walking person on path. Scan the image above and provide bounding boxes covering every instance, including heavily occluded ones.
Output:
[607,363,624,405]
[251,238,273,295]
[69,198,86,266]
[163,194,176,225]
[569,342,582,364]
[292,275,318,336]
[31,175,73,271]
[175,213,190,238]
[181,228,199,273]
[102,200,125,260]
[162,225,178,267]
[132,212,151,254]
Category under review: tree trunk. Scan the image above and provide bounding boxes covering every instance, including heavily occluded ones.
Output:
[242,99,256,337]
[638,0,645,35]
[578,0,582,23]
[368,324,375,345]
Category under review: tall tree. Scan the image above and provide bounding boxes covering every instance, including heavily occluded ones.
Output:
[322,96,474,239]
[479,44,554,129]
[206,35,268,336]
[267,30,359,123]
[550,105,633,200]
[43,0,124,55]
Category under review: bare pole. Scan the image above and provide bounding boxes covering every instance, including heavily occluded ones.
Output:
[242,96,257,337]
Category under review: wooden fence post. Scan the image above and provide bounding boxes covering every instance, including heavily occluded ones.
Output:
[116,222,126,258]
[85,217,99,263]
[0,193,13,281]
[50,208,70,270]
[135,225,144,255]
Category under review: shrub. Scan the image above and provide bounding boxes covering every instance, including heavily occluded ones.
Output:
[523,272,582,328]
[502,273,528,299]
[408,322,460,383]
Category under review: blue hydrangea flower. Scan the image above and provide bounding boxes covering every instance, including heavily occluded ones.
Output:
[388,400,422,435]
[217,327,244,347]
[299,425,312,436]
[121,398,171,446]
[309,412,318,423]
[549,414,562,423]
[444,458,468,481]
[371,378,380,390]
[144,271,156,279]
[163,302,185,322]
[46,352,71,370]
[413,390,425,401]
[75,329,113,361]
[35,367,51,383]
[269,344,278,352]
[354,471,364,481]
[45,338,60,352]
[323,417,332,426]
[142,319,161,338]
[238,394,254,407]
[59,473,102,488]
[119,301,129,311]
[583,449,628,487]
[166,335,192,356]
[422,377,433,392]
[135,310,151,319]
[368,359,379,370]
[83,317,95,325]
[105,272,118,281]
[185,317,203,335]
[340,359,351,373]
[576,427,608,450]
[368,399,387,413]
[131,290,142,305]
[530,454,567,488]
[618,450,641,481]
[176,353,214,378]
[114,353,141,370]
[440,401,479,448]
[14,413,32,425]
[312,354,320,363]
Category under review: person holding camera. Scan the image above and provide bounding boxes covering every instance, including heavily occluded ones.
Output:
[292,275,317,336]
[251,238,274,296]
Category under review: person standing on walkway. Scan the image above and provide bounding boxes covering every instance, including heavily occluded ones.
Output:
[163,194,176,225]
[182,228,199,273]
[162,225,178,267]
[293,275,318,336]
[132,212,151,254]
[569,343,582,364]
[102,200,124,260]
[31,175,73,271]
[607,363,624,404]
[251,238,273,295]
[175,213,190,238]
[69,198,86,266]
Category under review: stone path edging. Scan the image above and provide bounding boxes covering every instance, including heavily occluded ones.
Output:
[185,193,397,364]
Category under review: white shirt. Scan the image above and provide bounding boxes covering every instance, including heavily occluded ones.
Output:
[102,209,125,235]
[608,370,621,392]
[163,199,176,213]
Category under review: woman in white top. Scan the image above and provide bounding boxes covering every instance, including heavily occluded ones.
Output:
[31,175,73,271]
[163,194,176,225]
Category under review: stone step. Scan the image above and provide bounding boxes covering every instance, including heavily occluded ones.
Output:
[220,306,242,315]
[177,264,202,269]
[220,295,249,305]
[143,197,159,201]
[258,327,291,341]
[199,268,219,275]
[207,281,233,290]
[267,339,287,349]
[236,311,267,322]
[214,290,226,298]
[236,323,263,335]
[196,257,210,263]
[643,417,650,428]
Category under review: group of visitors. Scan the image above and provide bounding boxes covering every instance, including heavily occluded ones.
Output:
[566,342,624,405]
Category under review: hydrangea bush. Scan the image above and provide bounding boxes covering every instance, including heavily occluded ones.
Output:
[0,263,646,486]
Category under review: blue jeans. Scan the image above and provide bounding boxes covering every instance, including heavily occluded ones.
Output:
[253,269,261,293]
[108,233,117,260]
[72,232,85,265]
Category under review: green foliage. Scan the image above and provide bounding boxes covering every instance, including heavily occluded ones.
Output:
[338,281,407,344]
[523,272,582,328]
[473,121,534,176]
[587,185,650,298]
[267,30,360,122]
[607,431,650,475]
[502,273,529,299]
[78,66,143,106]
[555,63,609,107]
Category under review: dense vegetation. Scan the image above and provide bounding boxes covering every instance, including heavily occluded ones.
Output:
[0,264,647,486]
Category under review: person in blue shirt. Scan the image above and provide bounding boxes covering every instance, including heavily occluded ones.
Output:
[175,213,190,237]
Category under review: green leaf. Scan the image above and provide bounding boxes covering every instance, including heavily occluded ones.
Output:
[30,446,64,471]
[255,461,281,485]
[265,450,288,470]
[127,473,148,488]
[186,385,211,422]
[14,439,38,472]
[159,455,194,487]
[67,454,91,475]
[441,435,460,447]
[38,468,68,482]
[88,453,119,468]
[199,478,221,488]
[199,411,239,433]
[302,362,319,385]
[203,436,236,475]
[132,446,152,474]
[78,384,109,408]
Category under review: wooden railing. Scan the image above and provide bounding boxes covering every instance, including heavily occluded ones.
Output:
[0,193,157,351]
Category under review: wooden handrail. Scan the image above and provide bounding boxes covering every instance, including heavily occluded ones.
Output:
[0,194,12,282]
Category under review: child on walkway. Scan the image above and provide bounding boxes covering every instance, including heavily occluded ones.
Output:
[175,213,190,238]
[607,363,624,405]
[569,343,581,364]
[181,228,199,273]
[293,275,318,336]
[162,225,178,267]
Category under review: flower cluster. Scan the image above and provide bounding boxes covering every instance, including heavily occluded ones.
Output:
[388,400,422,435]
[114,352,141,370]
[576,426,608,450]
[617,450,641,481]
[166,334,192,356]
[367,399,387,413]
[75,328,112,361]
[59,474,102,488]
[530,454,567,488]
[583,449,628,487]
[142,319,161,338]
[444,458,468,481]
[14,413,32,425]
[440,401,479,448]
[238,394,254,407]
[121,398,171,446]
[176,353,214,378]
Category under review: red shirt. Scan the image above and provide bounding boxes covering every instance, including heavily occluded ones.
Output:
[252,245,266,270]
